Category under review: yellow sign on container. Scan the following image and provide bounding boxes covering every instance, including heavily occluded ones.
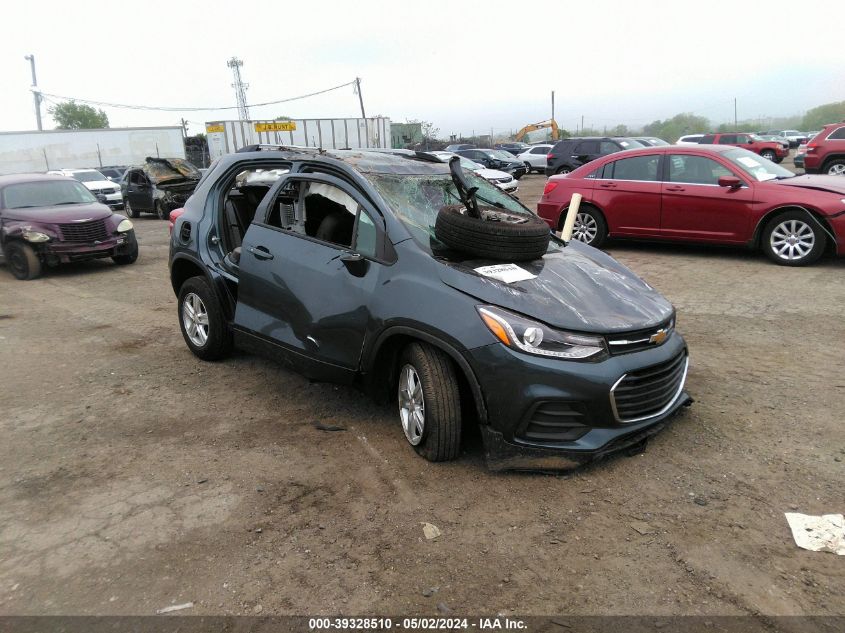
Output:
[205,124,225,134]
[255,121,297,133]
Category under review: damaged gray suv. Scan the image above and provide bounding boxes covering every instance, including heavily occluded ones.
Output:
[169,147,691,471]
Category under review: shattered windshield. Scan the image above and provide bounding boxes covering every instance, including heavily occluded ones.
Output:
[368,171,547,253]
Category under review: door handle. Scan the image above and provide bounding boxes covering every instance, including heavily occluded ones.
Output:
[599,182,617,188]
[248,246,274,260]
[665,186,685,192]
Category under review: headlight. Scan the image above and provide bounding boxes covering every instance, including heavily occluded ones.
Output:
[22,230,50,242]
[116,218,134,232]
[477,305,607,361]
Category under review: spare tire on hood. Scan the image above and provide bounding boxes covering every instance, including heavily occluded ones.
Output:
[434,204,551,262]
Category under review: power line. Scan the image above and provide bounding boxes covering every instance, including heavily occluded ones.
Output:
[38,79,358,113]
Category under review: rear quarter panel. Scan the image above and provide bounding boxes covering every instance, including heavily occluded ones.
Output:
[536,175,596,230]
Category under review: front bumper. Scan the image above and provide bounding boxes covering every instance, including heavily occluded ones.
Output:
[465,332,692,471]
[38,231,137,264]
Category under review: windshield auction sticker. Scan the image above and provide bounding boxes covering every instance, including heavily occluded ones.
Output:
[474,264,536,284]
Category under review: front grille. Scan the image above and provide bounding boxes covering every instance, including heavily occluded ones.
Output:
[606,320,673,355]
[495,176,514,184]
[89,187,116,195]
[518,401,589,443]
[58,219,109,243]
[611,351,688,423]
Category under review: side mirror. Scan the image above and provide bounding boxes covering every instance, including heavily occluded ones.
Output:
[718,176,742,189]
[340,251,368,277]
[95,193,108,204]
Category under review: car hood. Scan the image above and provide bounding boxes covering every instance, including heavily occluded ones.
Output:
[475,168,512,179]
[437,240,674,333]
[770,175,845,196]
[0,202,113,223]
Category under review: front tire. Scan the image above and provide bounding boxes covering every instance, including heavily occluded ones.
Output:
[124,199,139,218]
[825,159,845,176]
[177,276,232,360]
[397,343,461,462]
[4,241,42,280]
[155,201,167,220]
[760,150,776,162]
[762,211,826,266]
[563,205,608,248]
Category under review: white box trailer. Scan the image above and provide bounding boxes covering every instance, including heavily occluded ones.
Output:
[205,118,390,159]
[0,127,186,175]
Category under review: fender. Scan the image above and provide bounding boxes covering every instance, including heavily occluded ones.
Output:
[365,324,488,425]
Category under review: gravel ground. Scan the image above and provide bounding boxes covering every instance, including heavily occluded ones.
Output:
[1,158,843,618]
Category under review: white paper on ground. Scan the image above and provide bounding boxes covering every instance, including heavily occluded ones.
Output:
[784,512,845,555]
[474,263,536,284]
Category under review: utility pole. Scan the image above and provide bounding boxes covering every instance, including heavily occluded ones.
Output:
[180,118,188,139]
[581,115,584,134]
[551,90,555,123]
[24,54,42,131]
[227,57,250,121]
[355,77,366,119]
[734,98,738,131]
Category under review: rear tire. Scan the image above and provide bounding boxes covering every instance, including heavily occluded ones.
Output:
[4,241,42,280]
[824,159,845,176]
[562,205,608,248]
[555,166,572,175]
[435,204,551,261]
[155,201,167,220]
[762,211,826,266]
[177,276,232,360]
[397,342,461,462]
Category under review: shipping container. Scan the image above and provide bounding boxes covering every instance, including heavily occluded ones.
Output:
[205,117,391,159]
[0,127,186,175]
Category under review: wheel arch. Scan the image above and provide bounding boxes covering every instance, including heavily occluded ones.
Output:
[363,326,488,425]
[821,154,845,172]
[752,205,837,255]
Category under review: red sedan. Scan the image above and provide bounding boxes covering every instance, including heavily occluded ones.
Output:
[537,145,845,266]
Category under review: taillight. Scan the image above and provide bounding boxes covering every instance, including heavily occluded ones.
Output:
[543,181,559,196]
[547,153,554,160]
[168,208,184,235]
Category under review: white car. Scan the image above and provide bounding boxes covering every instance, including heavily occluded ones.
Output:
[516,144,553,174]
[429,151,518,194]
[46,168,124,209]
[676,134,704,145]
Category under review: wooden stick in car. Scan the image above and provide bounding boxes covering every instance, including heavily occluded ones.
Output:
[560,193,582,243]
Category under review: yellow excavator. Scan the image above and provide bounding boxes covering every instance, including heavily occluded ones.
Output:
[514,119,560,142]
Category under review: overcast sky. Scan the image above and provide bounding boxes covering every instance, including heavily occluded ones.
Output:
[1,0,842,138]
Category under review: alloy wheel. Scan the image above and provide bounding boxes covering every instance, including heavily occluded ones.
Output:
[769,219,815,261]
[572,212,598,244]
[182,292,209,347]
[827,163,845,176]
[398,364,425,446]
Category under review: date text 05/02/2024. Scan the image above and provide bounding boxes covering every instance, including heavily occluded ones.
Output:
[308,617,527,630]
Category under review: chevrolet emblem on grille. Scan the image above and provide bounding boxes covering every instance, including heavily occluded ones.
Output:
[649,329,668,345]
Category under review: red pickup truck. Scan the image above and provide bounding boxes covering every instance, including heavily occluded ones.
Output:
[697,133,788,163]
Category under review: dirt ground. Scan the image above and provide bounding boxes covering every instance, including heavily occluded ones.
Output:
[1,159,844,618]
